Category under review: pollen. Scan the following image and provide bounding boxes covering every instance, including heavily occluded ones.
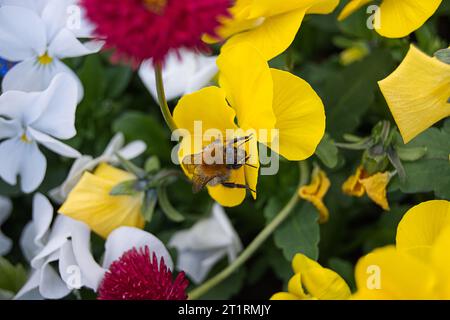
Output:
[143,0,167,14]
[38,53,53,65]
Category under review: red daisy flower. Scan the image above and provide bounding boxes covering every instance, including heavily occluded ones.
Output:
[81,0,231,65]
[97,246,189,300]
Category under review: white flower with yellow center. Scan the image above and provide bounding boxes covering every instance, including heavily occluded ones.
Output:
[0,0,102,101]
[0,74,81,193]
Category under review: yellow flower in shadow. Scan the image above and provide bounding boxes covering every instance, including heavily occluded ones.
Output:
[59,163,145,238]
[379,45,450,143]
[353,200,450,299]
[338,0,443,38]
[207,0,339,60]
[299,168,331,223]
[271,253,351,300]
[343,166,390,210]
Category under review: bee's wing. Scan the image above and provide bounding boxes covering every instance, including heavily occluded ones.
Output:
[182,152,203,174]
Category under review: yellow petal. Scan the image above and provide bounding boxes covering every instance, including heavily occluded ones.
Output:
[342,166,366,197]
[338,0,373,21]
[359,171,391,211]
[248,0,339,18]
[269,69,326,160]
[302,267,352,300]
[288,273,308,299]
[59,164,144,239]
[431,227,450,298]
[218,43,275,131]
[292,253,350,300]
[339,45,370,66]
[379,45,450,143]
[173,86,238,142]
[222,9,306,61]
[299,168,331,223]
[376,0,443,38]
[270,292,302,300]
[354,246,436,299]
[396,200,450,260]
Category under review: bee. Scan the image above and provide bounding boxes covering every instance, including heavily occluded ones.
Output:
[182,135,257,193]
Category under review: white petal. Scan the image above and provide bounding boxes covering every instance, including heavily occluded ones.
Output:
[103,227,173,270]
[2,58,84,103]
[117,141,147,161]
[139,50,196,101]
[19,140,47,193]
[101,132,125,158]
[41,0,70,42]
[185,55,218,94]
[0,118,21,140]
[0,83,43,124]
[0,0,48,14]
[70,223,106,290]
[14,270,42,300]
[48,28,103,59]
[39,257,71,299]
[30,73,78,139]
[0,196,12,256]
[177,249,226,284]
[0,6,46,61]
[49,155,94,203]
[32,193,53,247]
[20,222,39,262]
[31,236,67,269]
[28,127,80,158]
[0,137,26,187]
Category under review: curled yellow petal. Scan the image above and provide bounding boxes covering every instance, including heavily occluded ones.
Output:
[287,273,308,299]
[359,171,391,211]
[59,163,144,239]
[270,292,302,300]
[379,45,450,143]
[342,166,366,197]
[299,168,331,223]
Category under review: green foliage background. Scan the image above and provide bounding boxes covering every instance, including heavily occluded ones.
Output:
[1,1,449,299]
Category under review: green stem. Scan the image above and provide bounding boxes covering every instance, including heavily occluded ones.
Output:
[188,161,310,300]
[154,63,178,132]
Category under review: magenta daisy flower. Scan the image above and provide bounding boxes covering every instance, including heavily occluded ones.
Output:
[81,0,231,65]
[97,246,189,300]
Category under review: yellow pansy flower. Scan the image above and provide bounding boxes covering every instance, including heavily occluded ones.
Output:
[298,168,331,223]
[174,43,325,207]
[338,0,443,38]
[353,200,450,299]
[208,0,339,60]
[59,163,145,238]
[379,45,450,143]
[342,166,390,210]
[271,253,351,300]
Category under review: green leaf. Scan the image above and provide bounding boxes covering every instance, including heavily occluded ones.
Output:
[396,146,428,162]
[109,179,139,196]
[392,122,450,199]
[105,66,133,99]
[265,199,320,261]
[0,257,28,295]
[316,133,339,168]
[145,156,161,173]
[113,111,171,160]
[201,267,246,300]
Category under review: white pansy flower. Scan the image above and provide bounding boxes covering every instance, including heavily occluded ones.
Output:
[50,132,147,204]
[0,0,102,101]
[169,204,242,284]
[0,73,81,193]
[0,196,12,256]
[16,193,102,300]
[139,49,218,101]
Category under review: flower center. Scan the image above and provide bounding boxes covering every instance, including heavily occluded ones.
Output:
[97,246,189,300]
[38,53,53,65]
[21,133,31,143]
[142,0,167,14]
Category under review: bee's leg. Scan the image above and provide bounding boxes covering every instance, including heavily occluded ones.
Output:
[221,182,256,193]
[244,156,258,168]
[228,134,254,147]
